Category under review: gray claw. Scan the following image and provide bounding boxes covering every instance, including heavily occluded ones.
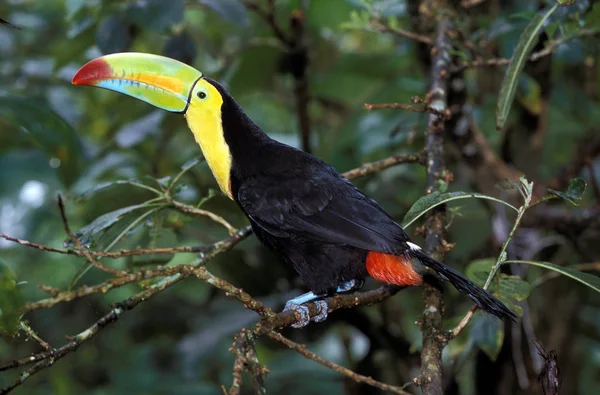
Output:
[311,300,329,323]
[284,302,310,328]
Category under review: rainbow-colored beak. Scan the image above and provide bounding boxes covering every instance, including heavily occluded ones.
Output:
[72,52,202,113]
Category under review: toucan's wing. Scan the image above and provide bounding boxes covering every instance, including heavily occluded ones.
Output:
[237,171,410,254]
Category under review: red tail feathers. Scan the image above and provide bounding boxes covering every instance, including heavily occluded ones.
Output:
[366,252,423,286]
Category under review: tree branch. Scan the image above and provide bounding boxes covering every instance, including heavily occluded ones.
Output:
[290,10,312,153]
[419,13,453,395]
[0,233,219,258]
[1,229,250,375]
[364,99,451,119]
[57,195,126,277]
[168,199,238,235]
[370,17,433,45]
[240,1,312,152]
[265,330,411,395]
[227,329,268,395]
[1,152,423,394]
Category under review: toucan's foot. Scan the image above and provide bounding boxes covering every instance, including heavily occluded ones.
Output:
[312,300,329,322]
[284,301,311,328]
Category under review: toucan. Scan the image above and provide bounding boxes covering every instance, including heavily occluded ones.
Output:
[72,53,517,327]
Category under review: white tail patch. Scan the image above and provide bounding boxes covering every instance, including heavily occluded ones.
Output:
[407,242,421,251]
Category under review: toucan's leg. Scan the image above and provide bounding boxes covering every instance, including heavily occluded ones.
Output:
[284,292,319,328]
[284,278,363,328]
[284,292,331,328]
[285,291,320,307]
[310,279,362,323]
[311,301,328,322]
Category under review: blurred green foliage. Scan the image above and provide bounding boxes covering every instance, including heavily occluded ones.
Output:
[0,0,599,394]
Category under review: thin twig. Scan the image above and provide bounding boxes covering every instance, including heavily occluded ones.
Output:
[342,151,425,179]
[193,266,274,318]
[228,329,268,395]
[370,18,433,45]
[168,199,238,235]
[451,29,600,73]
[57,196,126,276]
[20,229,253,313]
[0,230,249,384]
[4,283,400,387]
[449,305,477,338]
[266,330,411,395]
[0,233,223,258]
[289,10,312,153]
[365,101,450,119]
[242,0,312,152]
[240,0,291,45]
[449,179,531,339]
[0,358,55,395]
[0,17,20,29]
[460,0,487,8]
[18,323,51,351]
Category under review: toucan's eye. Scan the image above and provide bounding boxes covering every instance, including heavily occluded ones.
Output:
[197,91,207,100]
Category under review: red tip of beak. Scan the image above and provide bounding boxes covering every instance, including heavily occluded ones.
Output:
[72,58,113,86]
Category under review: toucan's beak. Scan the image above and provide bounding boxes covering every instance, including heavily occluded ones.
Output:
[72,52,202,113]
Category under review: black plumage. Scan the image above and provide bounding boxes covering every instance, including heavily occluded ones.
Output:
[207,78,517,321]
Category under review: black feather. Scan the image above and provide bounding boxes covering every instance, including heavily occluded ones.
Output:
[409,249,518,321]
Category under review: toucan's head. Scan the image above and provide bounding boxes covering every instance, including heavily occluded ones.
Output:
[72,52,223,118]
[72,52,234,198]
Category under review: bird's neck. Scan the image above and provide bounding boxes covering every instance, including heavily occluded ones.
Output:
[185,106,233,198]
[186,79,270,199]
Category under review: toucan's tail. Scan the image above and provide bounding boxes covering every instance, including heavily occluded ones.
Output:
[409,249,518,321]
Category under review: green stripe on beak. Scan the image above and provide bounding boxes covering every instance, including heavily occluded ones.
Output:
[72,52,203,113]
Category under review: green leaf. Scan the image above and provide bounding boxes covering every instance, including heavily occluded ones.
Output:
[74,179,161,201]
[504,260,600,293]
[495,274,531,317]
[465,260,530,317]
[498,275,530,301]
[471,314,505,361]
[402,192,518,228]
[0,258,23,335]
[465,258,495,287]
[0,97,87,187]
[68,205,164,287]
[67,203,163,248]
[547,177,587,205]
[496,4,559,130]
